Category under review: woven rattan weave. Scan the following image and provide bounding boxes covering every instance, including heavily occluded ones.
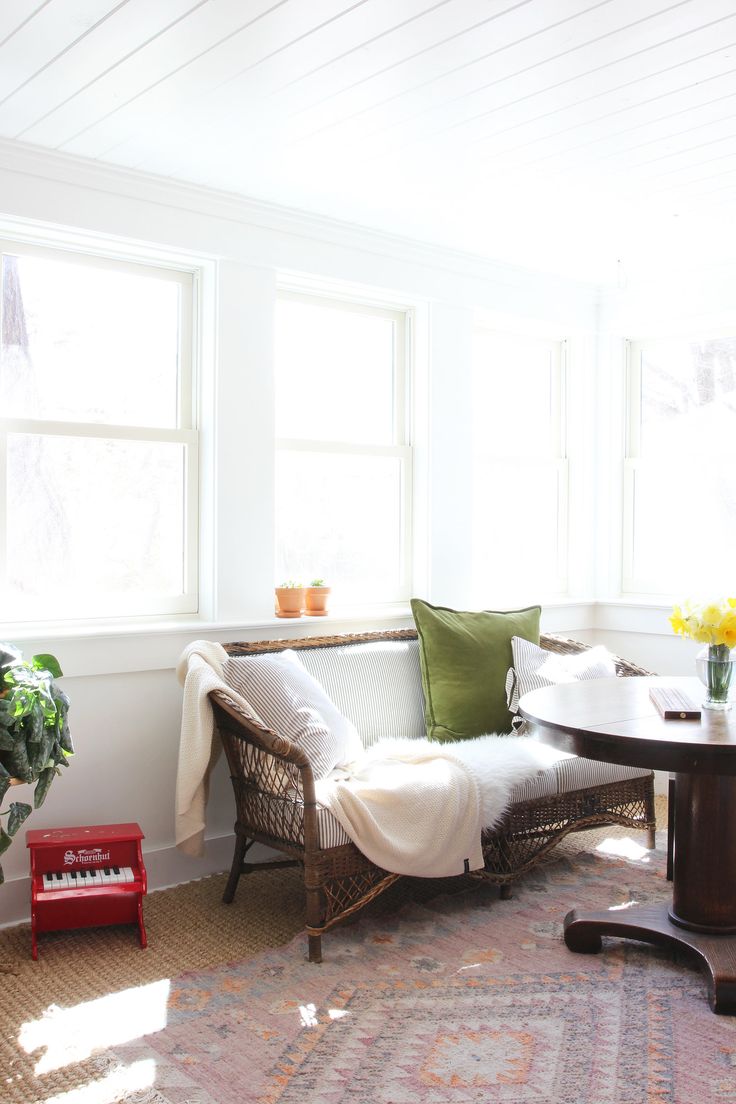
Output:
[211,630,656,962]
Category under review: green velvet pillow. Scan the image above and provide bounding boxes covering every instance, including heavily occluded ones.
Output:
[411,599,541,741]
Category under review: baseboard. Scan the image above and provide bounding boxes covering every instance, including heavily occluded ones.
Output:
[0,831,278,929]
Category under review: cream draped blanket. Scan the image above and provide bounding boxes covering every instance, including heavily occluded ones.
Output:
[175,640,265,858]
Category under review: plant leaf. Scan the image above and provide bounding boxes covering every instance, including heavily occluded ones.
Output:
[0,728,16,751]
[34,767,55,809]
[31,654,63,679]
[5,740,33,784]
[0,643,21,669]
[7,801,32,837]
[0,827,11,856]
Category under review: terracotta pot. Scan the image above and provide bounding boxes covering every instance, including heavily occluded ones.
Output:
[275,587,305,618]
[304,586,330,616]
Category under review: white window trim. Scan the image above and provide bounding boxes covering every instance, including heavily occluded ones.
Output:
[274,289,413,605]
[0,238,199,624]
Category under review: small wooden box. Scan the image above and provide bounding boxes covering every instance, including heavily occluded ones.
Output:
[649,687,701,721]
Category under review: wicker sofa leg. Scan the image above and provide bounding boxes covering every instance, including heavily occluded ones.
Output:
[499,884,513,900]
[307,933,323,963]
[223,827,250,904]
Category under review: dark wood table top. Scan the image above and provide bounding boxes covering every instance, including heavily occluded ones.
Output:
[519,675,736,776]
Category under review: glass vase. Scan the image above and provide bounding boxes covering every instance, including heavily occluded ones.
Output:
[696,644,735,711]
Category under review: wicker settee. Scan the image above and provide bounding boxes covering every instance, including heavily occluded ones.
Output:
[211,629,656,962]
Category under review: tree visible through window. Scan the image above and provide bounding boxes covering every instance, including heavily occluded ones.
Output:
[0,244,196,623]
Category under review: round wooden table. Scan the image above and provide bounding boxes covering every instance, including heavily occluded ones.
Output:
[519,675,736,1015]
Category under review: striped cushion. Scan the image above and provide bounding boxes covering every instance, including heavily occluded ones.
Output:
[506,635,617,715]
[298,640,426,747]
[550,753,651,793]
[224,651,363,781]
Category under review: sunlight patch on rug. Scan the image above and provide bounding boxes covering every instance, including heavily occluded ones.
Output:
[19,980,170,1074]
[40,1059,157,1104]
[595,835,651,862]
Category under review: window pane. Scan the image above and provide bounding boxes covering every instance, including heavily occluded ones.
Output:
[6,434,186,617]
[470,460,565,604]
[638,338,736,458]
[1,253,181,427]
[275,298,396,444]
[275,450,405,599]
[628,460,736,595]
[473,332,557,458]
[627,337,736,595]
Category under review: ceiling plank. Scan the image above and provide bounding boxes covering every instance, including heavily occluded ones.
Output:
[0,0,130,104]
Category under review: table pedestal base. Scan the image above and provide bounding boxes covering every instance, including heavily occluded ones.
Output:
[564,902,736,1014]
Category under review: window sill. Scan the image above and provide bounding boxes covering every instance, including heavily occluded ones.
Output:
[2,598,670,679]
[0,605,416,678]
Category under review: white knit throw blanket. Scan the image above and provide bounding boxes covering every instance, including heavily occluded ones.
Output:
[315,735,565,879]
[175,640,264,858]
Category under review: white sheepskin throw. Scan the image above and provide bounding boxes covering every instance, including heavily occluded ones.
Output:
[315,734,566,879]
[435,733,566,828]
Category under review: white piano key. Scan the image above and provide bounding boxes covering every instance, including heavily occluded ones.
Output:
[39,865,139,889]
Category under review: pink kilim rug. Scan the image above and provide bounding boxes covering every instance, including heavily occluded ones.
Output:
[103,842,736,1103]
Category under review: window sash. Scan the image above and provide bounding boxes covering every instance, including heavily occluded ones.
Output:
[0,241,198,623]
[623,336,736,596]
[274,290,411,604]
[470,332,568,601]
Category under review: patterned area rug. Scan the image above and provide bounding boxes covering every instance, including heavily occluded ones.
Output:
[58,839,736,1104]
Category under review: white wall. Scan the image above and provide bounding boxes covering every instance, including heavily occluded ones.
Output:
[0,140,598,926]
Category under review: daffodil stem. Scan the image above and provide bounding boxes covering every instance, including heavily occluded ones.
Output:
[705,643,734,704]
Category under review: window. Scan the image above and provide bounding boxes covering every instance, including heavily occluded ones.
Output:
[470,330,567,604]
[0,242,197,622]
[624,336,736,597]
[274,292,411,604]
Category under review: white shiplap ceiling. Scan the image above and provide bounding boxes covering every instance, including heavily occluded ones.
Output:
[1,0,735,282]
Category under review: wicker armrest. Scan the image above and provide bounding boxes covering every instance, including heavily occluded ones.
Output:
[540,633,654,678]
[209,688,317,804]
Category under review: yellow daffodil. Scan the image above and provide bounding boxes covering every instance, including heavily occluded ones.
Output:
[670,598,736,651]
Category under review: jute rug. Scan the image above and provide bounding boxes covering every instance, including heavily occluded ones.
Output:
[4,806,734,1104]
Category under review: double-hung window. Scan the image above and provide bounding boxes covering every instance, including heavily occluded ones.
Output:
[0,241,197,623]
[274,291,411,605]
[624,336,736,597]
[470,330,568,605]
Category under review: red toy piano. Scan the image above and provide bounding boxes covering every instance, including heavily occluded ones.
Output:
[26,822,148,959]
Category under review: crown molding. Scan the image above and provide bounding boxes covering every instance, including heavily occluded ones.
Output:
[0,137,596,297]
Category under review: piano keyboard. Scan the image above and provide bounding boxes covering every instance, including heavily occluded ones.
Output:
[42,866,136,890]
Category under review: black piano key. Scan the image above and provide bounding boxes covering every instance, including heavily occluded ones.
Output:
[103,868,111,875]
[55,872,63,881]
[113,866,120,874]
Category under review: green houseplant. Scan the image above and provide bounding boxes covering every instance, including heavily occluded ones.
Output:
[0,643,73,883]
